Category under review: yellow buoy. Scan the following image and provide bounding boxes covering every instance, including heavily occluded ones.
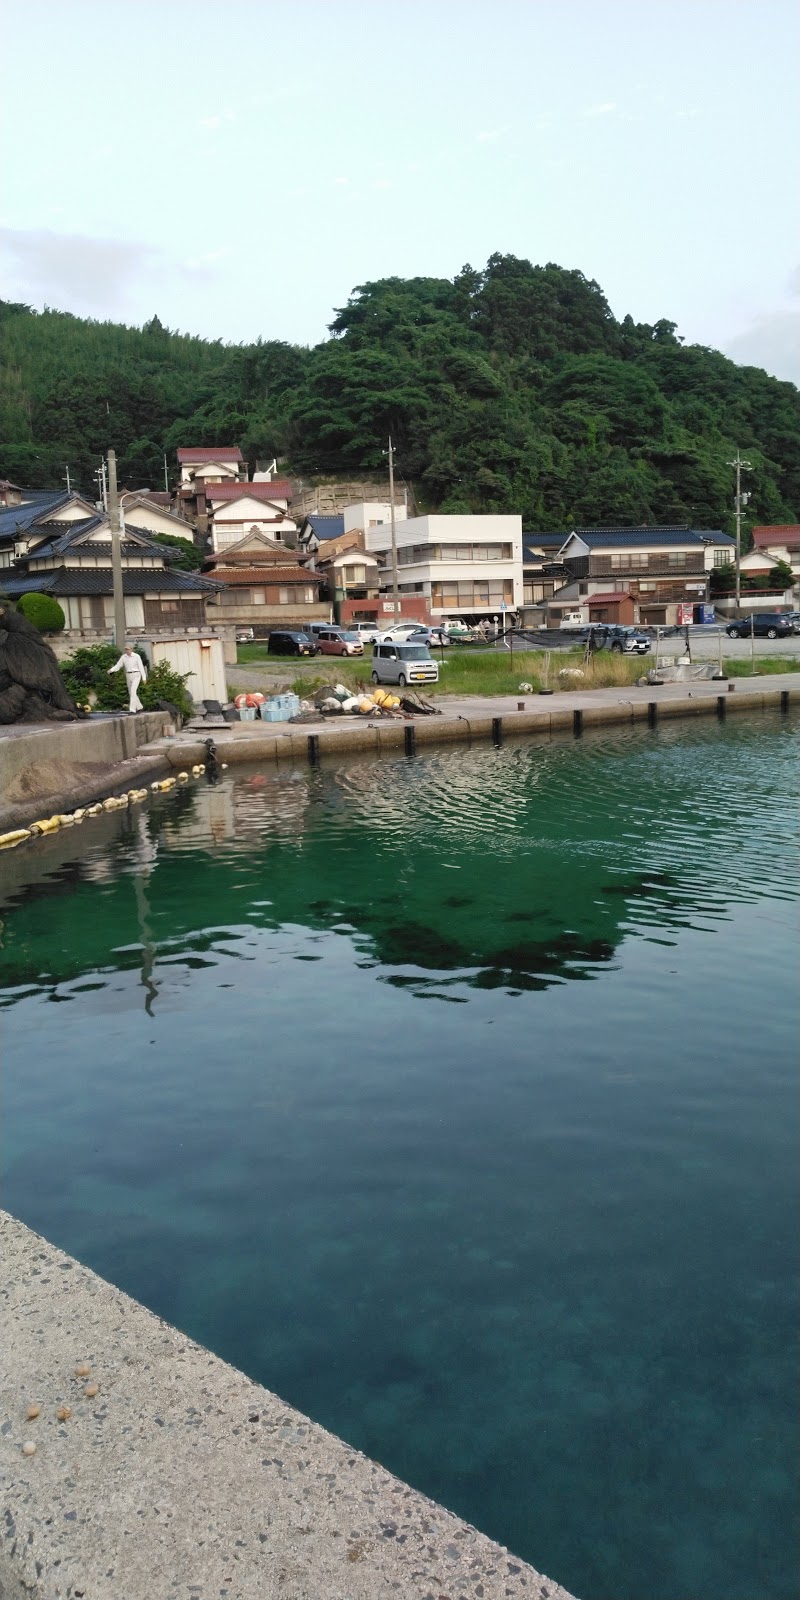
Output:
[0,829,32,850]
[177,771,189,782]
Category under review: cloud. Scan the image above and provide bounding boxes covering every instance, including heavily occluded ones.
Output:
[477,126,510,143]
[0,226,155,315]
[725,268,800,386]
[333,176,350,186]
[200,115,222,130]
[583,101,617,117]
[726,312,800,386]
[369,178,392,191]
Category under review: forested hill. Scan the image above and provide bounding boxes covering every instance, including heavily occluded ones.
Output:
[2,255,799,533]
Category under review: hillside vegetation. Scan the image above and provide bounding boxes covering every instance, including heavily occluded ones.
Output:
[1,256,799,534]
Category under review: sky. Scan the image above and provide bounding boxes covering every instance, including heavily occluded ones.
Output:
[2,0,799,383]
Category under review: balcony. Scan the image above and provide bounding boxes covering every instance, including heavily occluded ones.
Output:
[588,557,706,578]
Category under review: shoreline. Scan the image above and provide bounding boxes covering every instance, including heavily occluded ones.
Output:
[1,678,797,840]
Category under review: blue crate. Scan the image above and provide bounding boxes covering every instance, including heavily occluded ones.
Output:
[259,701,286,722]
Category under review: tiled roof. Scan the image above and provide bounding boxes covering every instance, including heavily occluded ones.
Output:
[587,592,633,603]
[565,527,734,549]
[207,480,292,503]
[301,513,345,540]
[752,525,800,548]
[523,532,566,548]
[211,566,324,586]
[2,568,223,596]
[0,490,72,540]
[134,491,172,506]
[176,447,243,464]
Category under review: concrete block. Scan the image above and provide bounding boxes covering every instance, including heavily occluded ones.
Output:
[0,1212,575,1600]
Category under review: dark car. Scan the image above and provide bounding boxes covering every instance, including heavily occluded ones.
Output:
[579,624,651,655]
[725,613,794,639]
[267,630,318,656]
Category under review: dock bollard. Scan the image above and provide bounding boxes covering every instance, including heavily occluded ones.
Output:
[716,695,726,719]
[307,734,320,766]
[573,708,583,737]
[492,717,503,745]
[780,690,790,714]
[647,701,658,728]
[404,724,416,756]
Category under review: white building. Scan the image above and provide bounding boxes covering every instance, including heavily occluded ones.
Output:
[343,500,408,538]
[364,513,523,622]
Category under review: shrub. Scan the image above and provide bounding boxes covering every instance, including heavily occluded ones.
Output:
[139,659,193,720]
[59,642,193,720]
[17,592,65,632]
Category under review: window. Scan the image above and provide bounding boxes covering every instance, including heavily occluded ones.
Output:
[343,565,367,584]
[251,588,265,604]
[431,580,514,608]
[668,552,687,567]
[713,548,731,567]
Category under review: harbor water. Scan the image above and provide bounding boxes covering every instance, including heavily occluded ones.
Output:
[1,713,798,1600]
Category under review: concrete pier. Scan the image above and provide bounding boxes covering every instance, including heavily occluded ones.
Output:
[0,1212,576,1600]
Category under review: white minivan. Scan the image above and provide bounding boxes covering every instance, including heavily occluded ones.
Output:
[371,641,439,688]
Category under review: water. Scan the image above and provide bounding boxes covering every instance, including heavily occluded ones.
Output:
[1,715,798,1600]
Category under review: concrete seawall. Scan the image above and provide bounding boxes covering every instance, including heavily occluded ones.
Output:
[0,1212,575,1600]
[161,683,800,770]
[0,713,172,833]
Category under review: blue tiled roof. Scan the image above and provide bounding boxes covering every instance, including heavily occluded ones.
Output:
[304,514,344,540]
[565,527,734,549]
[0,490,71,541]
[2,569,223,597]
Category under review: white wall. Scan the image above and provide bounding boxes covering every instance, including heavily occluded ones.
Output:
[343,501,407,536]
[368,513,523,610]
[147,635,227,703]
[125,505,194,539]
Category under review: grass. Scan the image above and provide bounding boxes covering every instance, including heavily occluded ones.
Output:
[233,643,799,700]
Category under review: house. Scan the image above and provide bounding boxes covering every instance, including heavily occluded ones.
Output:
[546,525,735,627]
[750,526,800,598]
[363,513,523,625]
[176,446,245,536]
[0,489,224,641]
[0,479,25,508]
[206,481,296,550]
[304,529,382,622]
[521,533,568,614]
[204,531,328,634]
[119,494,197,544]
[296,512,345,554]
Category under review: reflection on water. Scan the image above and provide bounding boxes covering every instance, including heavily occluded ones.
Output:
[0,714,798,1600]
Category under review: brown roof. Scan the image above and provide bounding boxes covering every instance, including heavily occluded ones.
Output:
[752,525,800,549]
[213,566,323,586]
[177,447,243,463]
[587,592,632,603]
[207,480,292,503]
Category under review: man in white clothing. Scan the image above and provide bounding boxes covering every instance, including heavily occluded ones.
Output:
[109,645,148,712]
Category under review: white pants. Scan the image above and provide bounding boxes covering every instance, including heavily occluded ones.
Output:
[124,671,145,712]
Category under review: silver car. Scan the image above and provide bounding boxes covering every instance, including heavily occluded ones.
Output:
[371,641,439,688]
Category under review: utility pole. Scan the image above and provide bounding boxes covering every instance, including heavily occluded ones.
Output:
[107,449,127,649]
[95,457,108,511]
[163,453,169,494]
[727,449,752,614]
[64,464,71,494]
[387,435,400,621]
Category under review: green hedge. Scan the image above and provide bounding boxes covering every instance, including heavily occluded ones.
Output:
[17,592,65,632]
[59,642,193,719]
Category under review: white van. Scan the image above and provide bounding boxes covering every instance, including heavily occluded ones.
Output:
[371,641,439,688]
[559,611,585,631]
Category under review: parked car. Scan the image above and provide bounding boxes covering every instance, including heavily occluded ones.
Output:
[315,627,364,657]
[407,626,449,648]
[377,623,423,643]
[725,613,795,639]
[236,627,255,643]
[267,630,318,657]
[371,641,439,688]
[786,612,800,634]
[558,611,585,631]
[579,624,651,655]
[347,621,382,643]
